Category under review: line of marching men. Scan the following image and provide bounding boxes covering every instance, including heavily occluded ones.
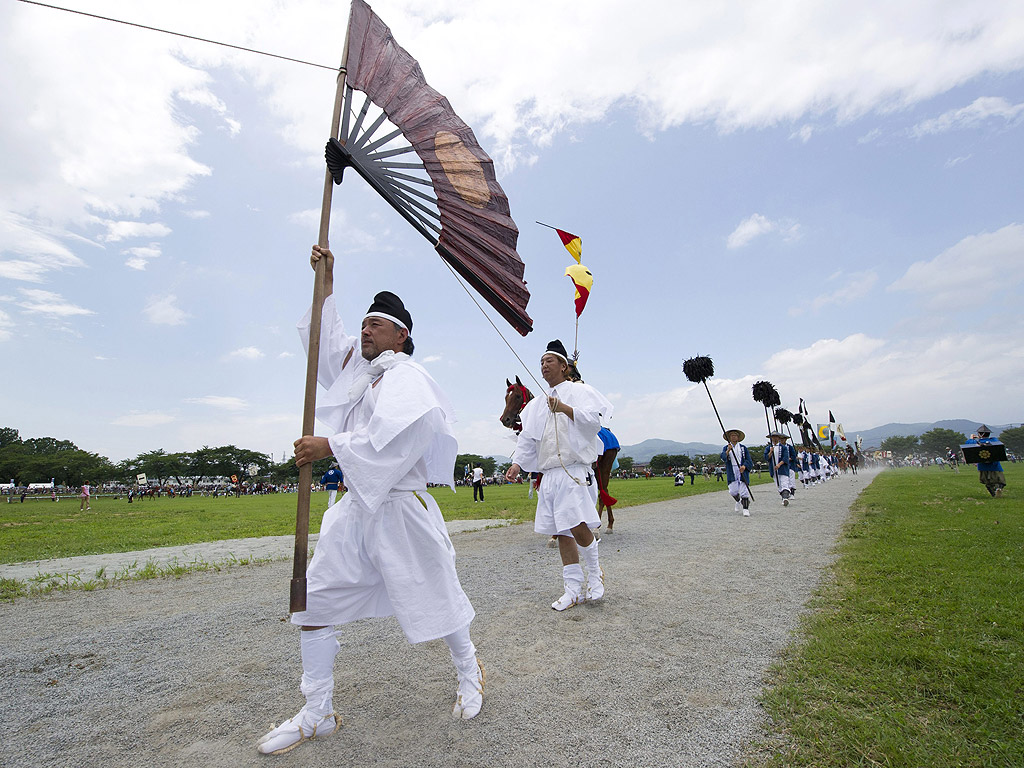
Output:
[720,428,841,516]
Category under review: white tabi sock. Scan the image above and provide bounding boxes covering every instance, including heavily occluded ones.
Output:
[257,628,341,754]
[580,540,604,600]
[443,626,477,674]
[551,563,585,611]
[444,626,484,719]
[300,627,340,720]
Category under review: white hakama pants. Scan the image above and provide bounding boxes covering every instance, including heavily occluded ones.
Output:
[534,464,601,536]
[292,489,474,644]
[728,480,750,499]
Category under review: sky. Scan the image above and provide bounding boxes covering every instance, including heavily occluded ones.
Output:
[2,0,1023,465]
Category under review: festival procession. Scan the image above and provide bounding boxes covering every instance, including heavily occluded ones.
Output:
[2,1,1021,767]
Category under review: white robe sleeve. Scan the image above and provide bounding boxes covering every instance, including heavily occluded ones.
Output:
[512,429,540,473]
[328,407,446,513]
[297,294,360,392]
[561,382,610,461]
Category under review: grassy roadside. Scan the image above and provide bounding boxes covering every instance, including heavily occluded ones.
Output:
[752,463,1024,767]
[0,472,779,565]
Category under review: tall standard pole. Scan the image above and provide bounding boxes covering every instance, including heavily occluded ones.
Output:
[291,30,351,614]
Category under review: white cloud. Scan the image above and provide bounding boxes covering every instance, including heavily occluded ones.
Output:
[911,96,1024,137]
[0,308,13,341]
[0,260,49,282]
[421,354,442,363]
[0,210,85,281]
[791,124,815,143]
[17,288,94,317]
[229,346,265,360]
[278,350,295,358]
[123,243,162,271]
[177,86,242,136]
[727,214,801,249]
[889,223,1024,305]
[789,270,879,316]
[857,128,882,144]
[290,207,391,254]
[144,294,189,325]
[101,221,172,243]
[185,395,249,410]
[727,214,774,248]
[112,411,176,427]
[944,155,972,168]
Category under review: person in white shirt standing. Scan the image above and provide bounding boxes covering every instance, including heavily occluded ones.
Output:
[472,465,485,502]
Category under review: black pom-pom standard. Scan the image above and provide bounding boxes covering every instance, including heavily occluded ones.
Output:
[775,407,793,425]
[682,356,715,383]
[792,413,804,426]
[752,380,780,406]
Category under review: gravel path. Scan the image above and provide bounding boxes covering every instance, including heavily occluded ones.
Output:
[0,471,877,768]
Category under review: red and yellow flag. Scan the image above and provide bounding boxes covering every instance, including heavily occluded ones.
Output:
[565,263,593,317]
[555,228,582,263]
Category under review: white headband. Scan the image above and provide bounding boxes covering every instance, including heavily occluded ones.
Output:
[364,311,408,331]
[541,351,568,363]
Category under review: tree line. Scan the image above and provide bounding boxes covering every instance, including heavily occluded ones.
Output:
[0,426,309,488]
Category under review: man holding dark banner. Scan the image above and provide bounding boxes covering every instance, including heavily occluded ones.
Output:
[258,245,483,756]
[963,425,1007,498]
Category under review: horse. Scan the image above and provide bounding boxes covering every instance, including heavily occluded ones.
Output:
[500,376,533,433]
[499,376,619,532]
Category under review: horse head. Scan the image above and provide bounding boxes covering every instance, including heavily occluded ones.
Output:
[499,375,533,433]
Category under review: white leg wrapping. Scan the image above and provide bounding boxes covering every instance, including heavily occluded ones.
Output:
[580,539,604,602]
[445,626,484,720]
[552,564,584,611]
[257,628,341,755]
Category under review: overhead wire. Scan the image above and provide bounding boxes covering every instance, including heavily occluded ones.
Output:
[16,0,342,71]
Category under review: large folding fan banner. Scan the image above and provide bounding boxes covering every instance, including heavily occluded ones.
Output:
[325,0,533,335]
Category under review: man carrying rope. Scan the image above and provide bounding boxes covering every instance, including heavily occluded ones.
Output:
[258,245,483,756]
[505,340,614,611]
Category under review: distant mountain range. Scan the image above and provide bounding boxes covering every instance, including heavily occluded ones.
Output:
[619,419,1019,462]
[618,438,722,463]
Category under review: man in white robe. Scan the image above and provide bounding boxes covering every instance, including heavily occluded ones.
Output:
[258,246,482,756]
[505,340,614,611]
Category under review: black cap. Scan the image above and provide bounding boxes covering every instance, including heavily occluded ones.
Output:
[543,339,569,362]
[365,291,412,332]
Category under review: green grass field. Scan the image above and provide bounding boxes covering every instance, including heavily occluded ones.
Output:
[755,463,1024,768]
[0,472,778,564]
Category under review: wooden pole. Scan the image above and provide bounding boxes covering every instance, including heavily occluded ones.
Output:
[290,33,351,614]
[764,406,781,493]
